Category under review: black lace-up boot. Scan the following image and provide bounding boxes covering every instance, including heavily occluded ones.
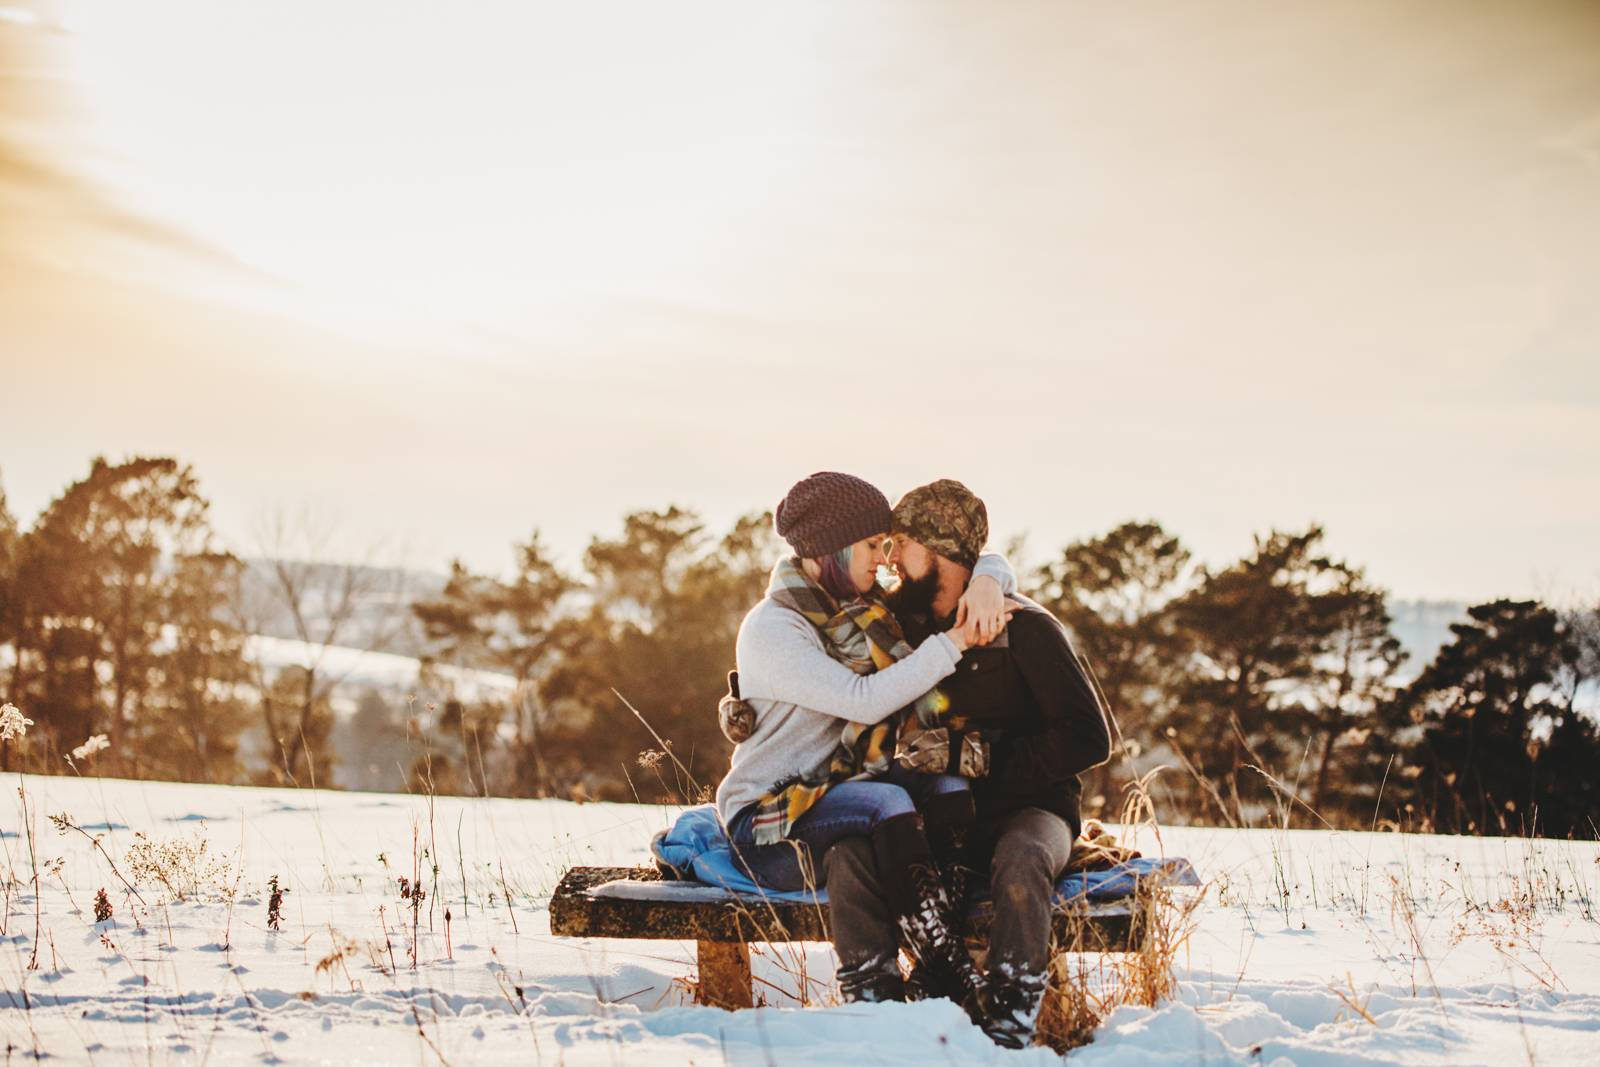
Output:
[902,854,979,1004]
[900,789,978,1007]
[981,962,1047,1048]
[870,814,986,1018]
[921,786,976,921]
[898,861,987,1017]
[836,950,906,1003]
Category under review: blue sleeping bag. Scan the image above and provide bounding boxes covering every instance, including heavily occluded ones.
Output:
[650,805,1198,907]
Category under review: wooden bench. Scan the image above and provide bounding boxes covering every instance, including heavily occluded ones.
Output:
[549,864,1163,1010]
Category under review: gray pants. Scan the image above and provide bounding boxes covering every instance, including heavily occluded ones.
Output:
[823,806,1075,977]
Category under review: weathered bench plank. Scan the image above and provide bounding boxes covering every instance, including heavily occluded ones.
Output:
[550,865,1159,1009]
[550,865,830,942]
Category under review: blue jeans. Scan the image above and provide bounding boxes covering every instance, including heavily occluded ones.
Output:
[728,766,970,892]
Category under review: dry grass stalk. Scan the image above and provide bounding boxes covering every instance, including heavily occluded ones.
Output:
[667,970,703,1005]
[1329,973,1377,1025]
[1035,766,1206,1053]
[48,812,147,905]
[1117,766,1167,852]
[1117,881,1205,1007]
[315,926,362,990]
[1034,950,1100,1052]
[1035,881,1206,1053]
[266,875,289,931]
[123,829,237,903]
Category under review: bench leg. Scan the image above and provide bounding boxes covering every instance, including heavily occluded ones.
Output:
[696,940,753,1010]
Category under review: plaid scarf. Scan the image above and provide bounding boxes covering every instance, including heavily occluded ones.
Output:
[749,557,949,845]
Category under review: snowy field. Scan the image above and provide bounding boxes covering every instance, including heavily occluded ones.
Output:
[1,774,1596,1066]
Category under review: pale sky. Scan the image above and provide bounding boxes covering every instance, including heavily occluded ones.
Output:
[3,0,1598,601]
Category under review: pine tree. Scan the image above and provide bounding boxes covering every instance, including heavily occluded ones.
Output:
[540,508,777,802]
[411,531,575,795]
[141,550,250,782]
[0,471,16,625]
[1032,521,1193,814]
[1302,566,1404,816]
[16,457,224,775]
[1163,527,1399,825]
[0,474,22,771]
[1387,599,1590,836]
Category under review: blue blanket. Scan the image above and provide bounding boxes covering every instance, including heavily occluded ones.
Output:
[651,805,1198,908]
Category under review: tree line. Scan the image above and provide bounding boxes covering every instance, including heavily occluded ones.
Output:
[2,457,1596,838]
[1030,522,1599,837]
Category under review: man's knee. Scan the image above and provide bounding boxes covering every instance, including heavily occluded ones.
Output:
[991,810,1072,885]
[992,840,1050,885]
[991,847,1053,917]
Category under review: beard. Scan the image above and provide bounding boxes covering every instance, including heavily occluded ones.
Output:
[885,565,941,619]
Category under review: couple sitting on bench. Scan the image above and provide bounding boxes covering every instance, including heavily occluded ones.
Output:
[654,474,1131,1049]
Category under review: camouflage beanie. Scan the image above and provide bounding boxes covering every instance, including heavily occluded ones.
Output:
[891,479,988,571]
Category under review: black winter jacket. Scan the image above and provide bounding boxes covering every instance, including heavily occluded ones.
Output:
[904,595,1112,838]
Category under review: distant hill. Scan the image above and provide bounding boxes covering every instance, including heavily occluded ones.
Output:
[237,558,448,660]
[1387,598,1468,680]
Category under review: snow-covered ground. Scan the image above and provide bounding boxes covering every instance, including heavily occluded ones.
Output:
[1,774,1596,1065]
[243,634,517,708]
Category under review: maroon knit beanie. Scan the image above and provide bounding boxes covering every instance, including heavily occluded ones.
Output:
[774,472,892,558]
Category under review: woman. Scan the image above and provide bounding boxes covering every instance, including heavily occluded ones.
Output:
[714,471,1015,1005]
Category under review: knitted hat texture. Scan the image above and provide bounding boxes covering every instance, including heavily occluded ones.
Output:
[775,472,892,558]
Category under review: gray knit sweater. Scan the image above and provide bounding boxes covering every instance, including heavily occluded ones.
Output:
[713,554,1017,825]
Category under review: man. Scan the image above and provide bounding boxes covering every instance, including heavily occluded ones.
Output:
[823,479,1113,1047]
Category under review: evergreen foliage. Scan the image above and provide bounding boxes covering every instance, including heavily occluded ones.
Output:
[1384,600,1599,837]
[0,457,247,780]
[2,458,1595,838]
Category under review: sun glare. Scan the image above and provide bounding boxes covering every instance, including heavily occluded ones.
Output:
[56,1,820,343]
